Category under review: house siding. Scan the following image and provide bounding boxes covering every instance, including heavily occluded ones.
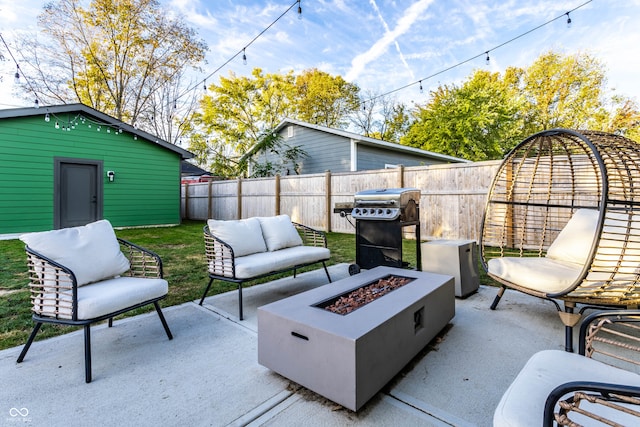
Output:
[0,114,181,234]
[277,125,352,174]
[356,144,442,170]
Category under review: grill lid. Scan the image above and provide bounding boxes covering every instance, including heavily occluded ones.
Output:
[354,188,420,206]
[352,188,420,221]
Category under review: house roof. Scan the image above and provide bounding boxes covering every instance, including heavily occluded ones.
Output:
[0,103,194,159]
[274,118,470,163]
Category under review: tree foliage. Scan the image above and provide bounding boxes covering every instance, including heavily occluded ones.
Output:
[294,68,360,128]
[17,0,207,141]
[403,51,640,161]
[191,67,360,177]
[402,70,524,161]
[351,91,411,143]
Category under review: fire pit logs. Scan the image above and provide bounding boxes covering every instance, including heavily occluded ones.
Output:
[320,275,414,315]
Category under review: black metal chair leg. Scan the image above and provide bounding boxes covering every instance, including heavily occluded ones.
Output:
[293,268,297,278]
[238,283,244,320]
[199,277,214,305]
[322,262,332,283]
[490,286,506,310]
[84,325,92,383]
[108,317,113,327]
[154,302,173,340]
[17,322,42,363]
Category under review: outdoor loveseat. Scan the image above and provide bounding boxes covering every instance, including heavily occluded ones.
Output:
[17,219,173,383]
[199,214,332,319]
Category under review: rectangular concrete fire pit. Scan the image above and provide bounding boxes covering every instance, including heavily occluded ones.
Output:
[257,266,455,411]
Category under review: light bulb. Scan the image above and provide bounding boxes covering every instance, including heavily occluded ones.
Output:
[297,1,302,20]
[485,52,490,65]
[44,113,50,122]
[419,80,423,94]
[242,48,247,65]
[566,13,572,28]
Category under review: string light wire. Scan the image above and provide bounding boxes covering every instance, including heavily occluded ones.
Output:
[0,32,40,106]
[364,0,593,105]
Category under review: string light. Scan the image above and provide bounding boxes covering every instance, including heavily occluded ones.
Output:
[485,52,490,65]
[566,12,572,28]
[14,65,20,84]
[242,48,247,65]
[298,0,302,20]
[419,80,423,94]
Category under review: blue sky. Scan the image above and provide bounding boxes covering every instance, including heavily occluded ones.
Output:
[1,0,639,110]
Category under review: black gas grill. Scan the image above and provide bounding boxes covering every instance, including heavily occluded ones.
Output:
[350,188,421,271]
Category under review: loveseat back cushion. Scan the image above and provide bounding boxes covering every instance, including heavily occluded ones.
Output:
[207,217,267,257]
[546,208,599,266]
[257,215,303,251]
[20,219,130,287]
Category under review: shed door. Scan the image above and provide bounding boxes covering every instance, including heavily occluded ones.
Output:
[55,159,103,229]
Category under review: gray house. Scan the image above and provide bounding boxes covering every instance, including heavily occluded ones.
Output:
[272,118,468,175]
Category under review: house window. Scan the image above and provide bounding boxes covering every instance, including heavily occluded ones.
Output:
[287,126,294,138]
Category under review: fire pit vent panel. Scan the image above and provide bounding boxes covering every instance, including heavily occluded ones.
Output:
[258,266,455,411]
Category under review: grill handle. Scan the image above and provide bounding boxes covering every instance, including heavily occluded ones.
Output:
[355,200,396,206]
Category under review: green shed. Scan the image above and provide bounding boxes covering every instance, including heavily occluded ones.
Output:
[0,103,193,237]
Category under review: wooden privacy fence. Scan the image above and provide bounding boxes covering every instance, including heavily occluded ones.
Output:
[181,160,501,242]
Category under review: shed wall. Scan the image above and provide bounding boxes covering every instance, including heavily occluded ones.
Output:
[0,114,181,234]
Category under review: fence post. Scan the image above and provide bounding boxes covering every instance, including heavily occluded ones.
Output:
[237,178,242,219]
[325,170,332,232]
[207,179,213,219]
[275,174,281,216]
[184,183,190,220]
[399,164,405,188]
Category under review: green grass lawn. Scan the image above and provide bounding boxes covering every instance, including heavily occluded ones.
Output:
[0,221,495,351]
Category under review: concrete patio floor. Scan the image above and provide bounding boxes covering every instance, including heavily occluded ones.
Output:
[0,263,566,426]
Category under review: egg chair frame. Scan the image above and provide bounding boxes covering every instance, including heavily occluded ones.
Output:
[480,129,640,352]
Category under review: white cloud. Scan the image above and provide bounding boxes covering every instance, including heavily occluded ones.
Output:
[345,0,435,82]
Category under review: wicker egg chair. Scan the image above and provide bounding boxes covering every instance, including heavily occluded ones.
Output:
[480,128,640,352]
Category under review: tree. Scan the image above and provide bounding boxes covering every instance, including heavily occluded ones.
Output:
[519,51,608,133]
[192,67,361,177]
[351,91,411,143]
[16,0,207,141]
[294,68,360,128]
[402,70,524,161]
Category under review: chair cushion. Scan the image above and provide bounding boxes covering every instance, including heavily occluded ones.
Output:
[257,215,303,251]
[233,246,330,279]
[494,349,640,426]
[546,208,599,265]
[20,220,130,287]
[488,257,583,293]
[207,218,267,257]
[34,277,168,320]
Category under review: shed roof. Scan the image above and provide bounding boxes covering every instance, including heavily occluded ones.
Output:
[0,103,193,159]
[275,118,470,163]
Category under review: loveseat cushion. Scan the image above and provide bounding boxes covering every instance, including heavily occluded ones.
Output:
[233,246,330,279]
[207,218,267,257]
[488,257,583,293]
[34,277,168,320]
[20,219,130,287]
[257,215,303,251]
[494,349,640,426]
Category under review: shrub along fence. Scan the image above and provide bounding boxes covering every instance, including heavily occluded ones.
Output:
[181,160,501,242]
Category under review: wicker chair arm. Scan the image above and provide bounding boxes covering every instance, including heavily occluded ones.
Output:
[577,310,640,366]
[25,246,78,319]
[203,226,236,278]
[293,222,328,248]
[117,238,163,278]
[543,381,640,427]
